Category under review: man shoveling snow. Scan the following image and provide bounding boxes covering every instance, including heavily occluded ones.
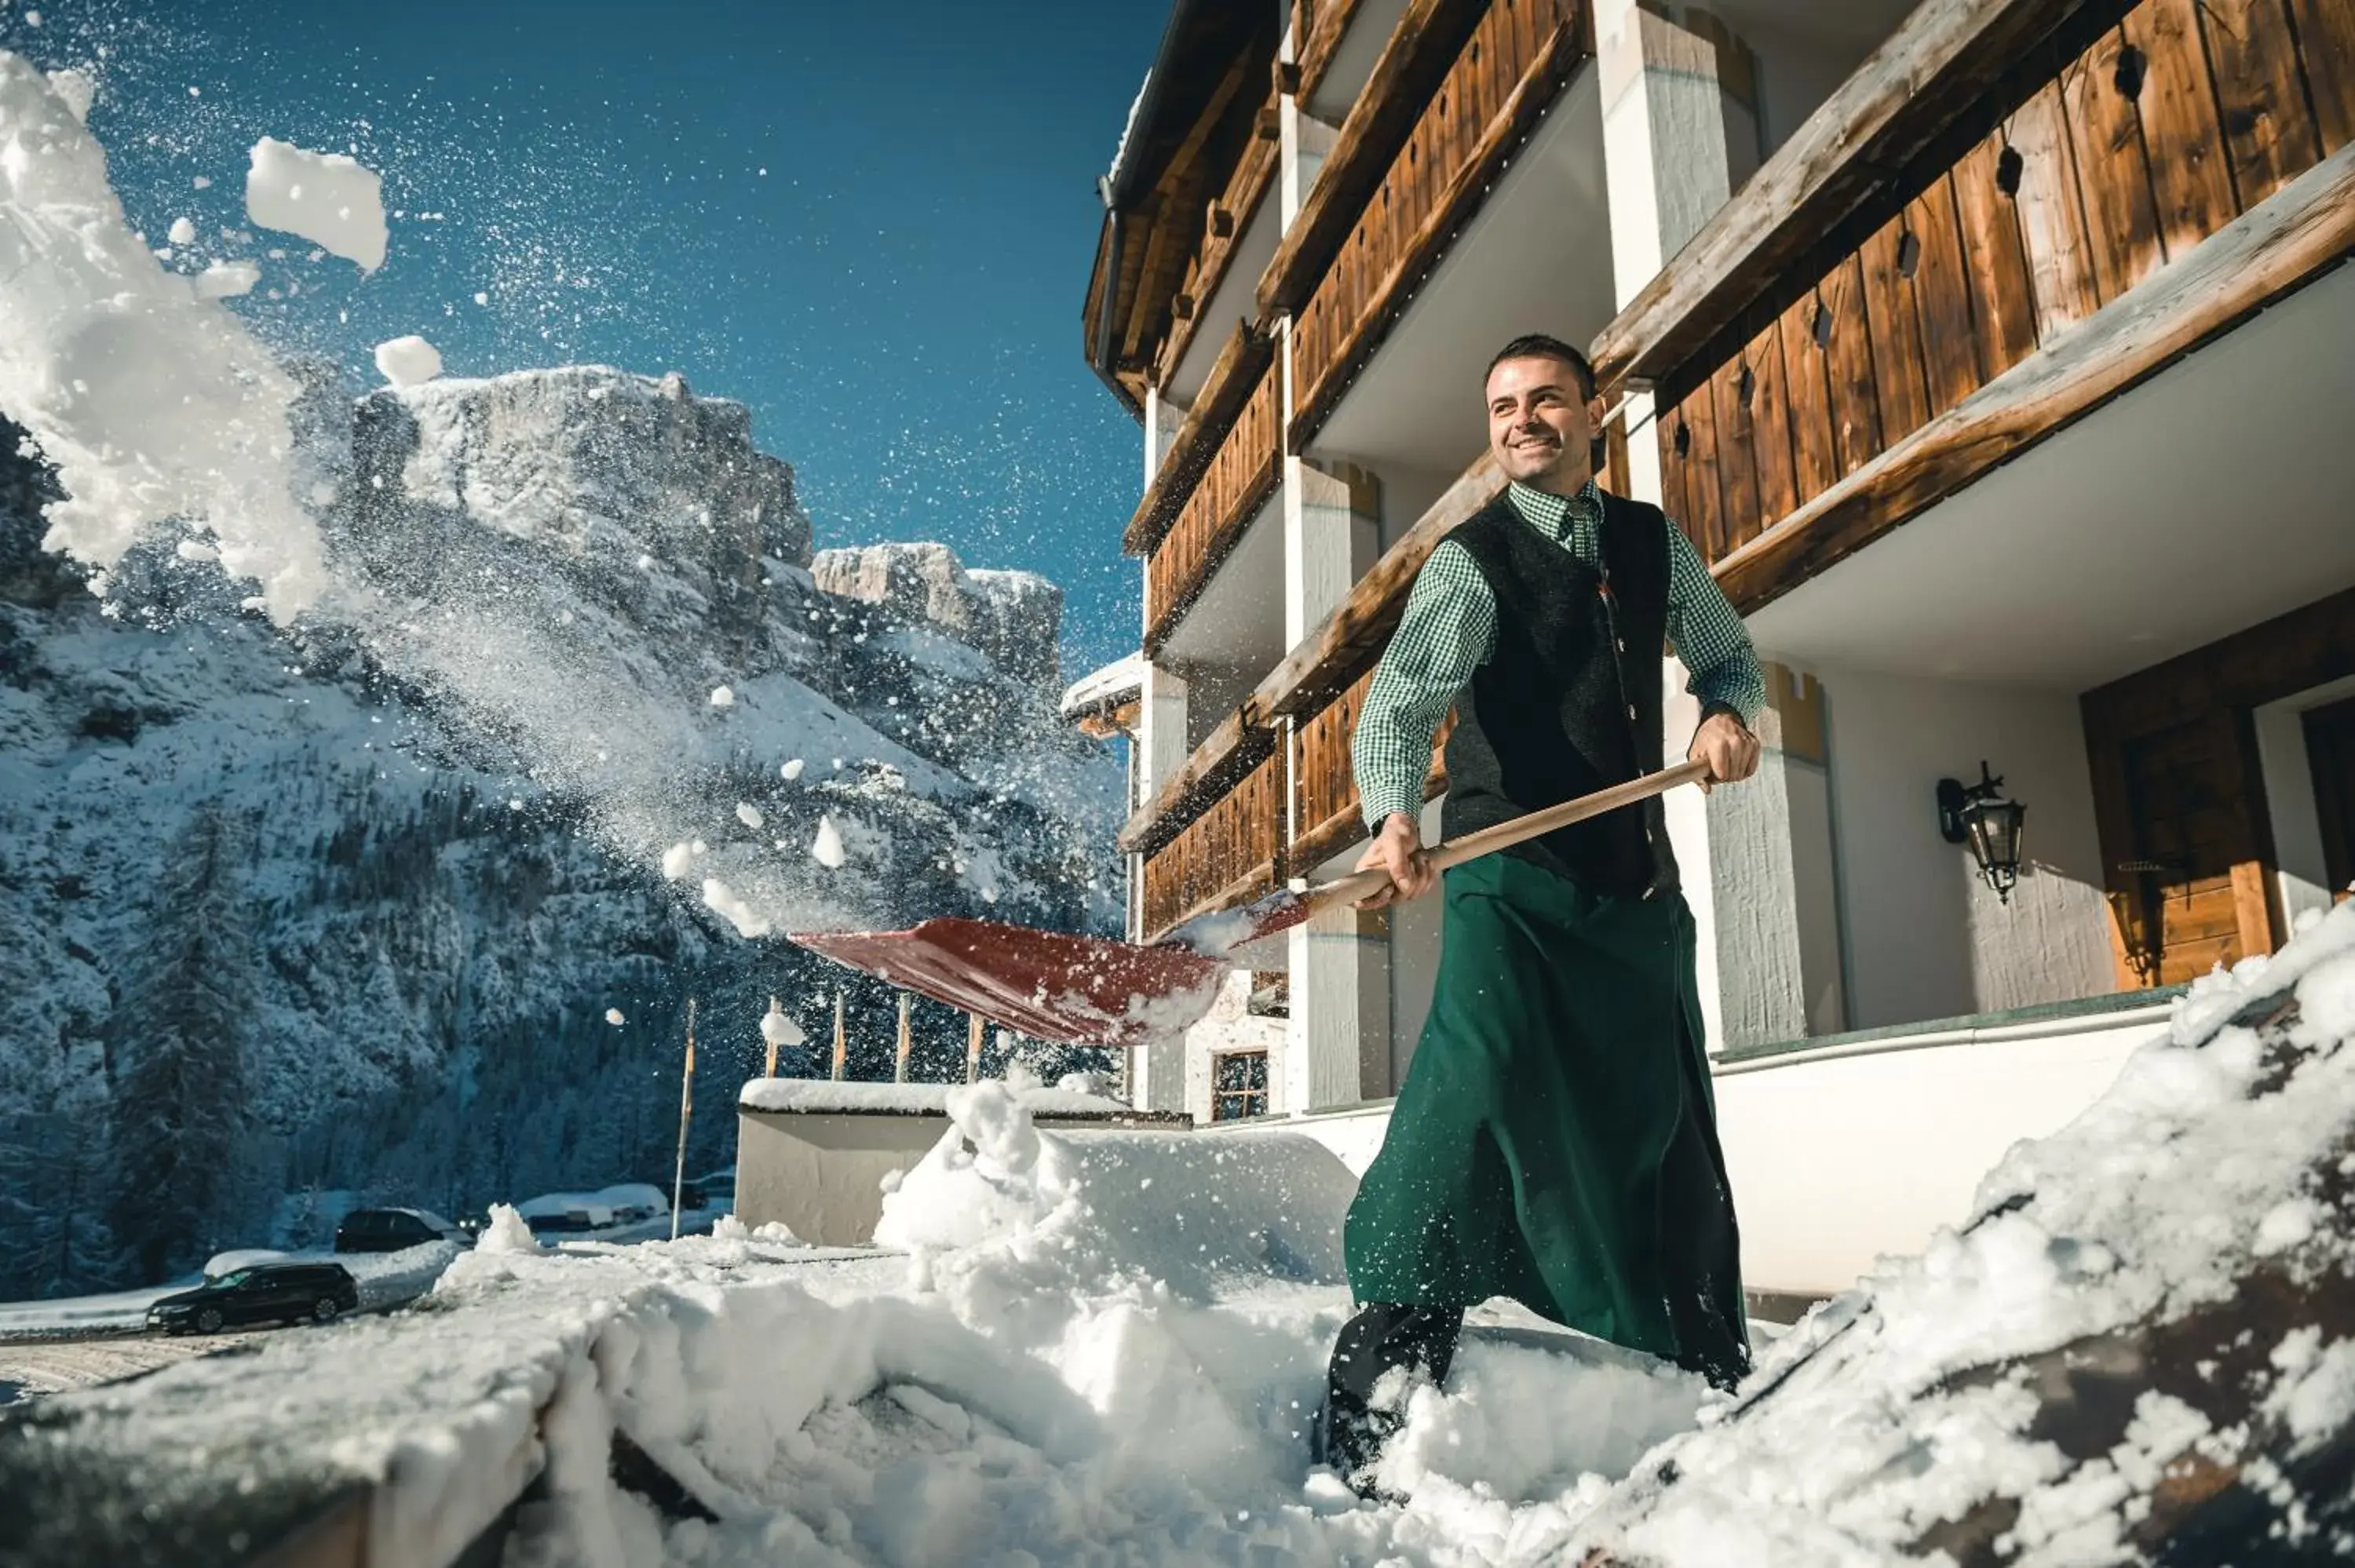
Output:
[1324,333,1768,1494]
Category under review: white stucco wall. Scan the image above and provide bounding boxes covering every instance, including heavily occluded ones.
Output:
[1799,662,2116,1029]
[2255,675,2355,929]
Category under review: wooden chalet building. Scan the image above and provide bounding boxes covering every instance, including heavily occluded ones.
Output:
[1072,0,2355,1300]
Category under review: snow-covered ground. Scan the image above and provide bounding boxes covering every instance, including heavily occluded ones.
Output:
[15,902,2353,1566]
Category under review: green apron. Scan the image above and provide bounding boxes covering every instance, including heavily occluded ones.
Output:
[1343,853,1749,1382]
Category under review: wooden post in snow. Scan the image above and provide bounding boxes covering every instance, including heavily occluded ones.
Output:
[893,993,912,1084]
[966,1011,984,1085]
[831,990,846,1081]
[764,994,781,1078]
[670,998,696,1242]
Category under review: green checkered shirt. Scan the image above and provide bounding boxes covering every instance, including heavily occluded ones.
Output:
[1353,479,1765,829]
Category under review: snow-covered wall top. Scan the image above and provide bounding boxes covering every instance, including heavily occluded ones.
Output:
[737,1078,1134,1118]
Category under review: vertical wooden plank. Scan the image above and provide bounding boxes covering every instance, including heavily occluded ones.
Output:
[2199,0,2324,207]
[2009,80,2101,343]
[2289,0,2355,152]
[1776,290,1842,503]
[1603,410,1632,499]
[1681,385,1727,561]
[1817,253,1885,479]
[1906,176,1984,417]
[2062,26,2169,304]
[1952,132,2040,378]
[1655,398,1691,533]
[1858,216,1933,445]
[1742,321,1799,528]
[2126,0,2242,257]
[1709,355,1762,549]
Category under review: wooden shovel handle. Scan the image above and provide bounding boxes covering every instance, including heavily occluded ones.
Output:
[1297,759,1712,917]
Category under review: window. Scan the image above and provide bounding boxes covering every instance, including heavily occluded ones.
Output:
[1212,1050,1269,1123]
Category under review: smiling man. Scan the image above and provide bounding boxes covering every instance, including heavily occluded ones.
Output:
[1316,333,1763,1495]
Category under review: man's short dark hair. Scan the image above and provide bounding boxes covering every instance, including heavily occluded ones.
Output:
[1486,333,1596,400]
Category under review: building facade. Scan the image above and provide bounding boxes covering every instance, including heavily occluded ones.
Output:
[1072,0,2355,1234]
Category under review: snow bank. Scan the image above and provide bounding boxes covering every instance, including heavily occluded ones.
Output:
[244,135,386,271]
[476,1204,545,1255]
[1569,898,2355,1563]
[0,53,328,618]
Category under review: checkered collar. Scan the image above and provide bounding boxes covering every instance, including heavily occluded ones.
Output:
[1504,477,1601,542]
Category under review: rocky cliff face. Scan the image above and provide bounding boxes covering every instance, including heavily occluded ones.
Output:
[0,370,1121,1296]
[812,542,1064,689]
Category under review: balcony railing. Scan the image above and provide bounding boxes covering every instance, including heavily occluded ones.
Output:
[1645,0,2355,596]
[1143,359,1283,647]
[1289,0,1582,439]
[1290,666,1454,874]
[1139,749,1284,941]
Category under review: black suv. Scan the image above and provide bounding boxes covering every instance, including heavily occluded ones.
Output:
[334,1207,464,1253]
[146,1263,360,1334]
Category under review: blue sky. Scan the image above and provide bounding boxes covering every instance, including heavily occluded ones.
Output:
[0,0,1161,678]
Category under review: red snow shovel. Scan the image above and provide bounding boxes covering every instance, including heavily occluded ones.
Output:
[788,759,1710,1049]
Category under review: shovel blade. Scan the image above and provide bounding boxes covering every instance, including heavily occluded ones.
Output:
[787,918,1228,1049]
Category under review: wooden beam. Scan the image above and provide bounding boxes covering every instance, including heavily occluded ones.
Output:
[1287,13,1590,447]
[1147,859,1280,945]
[1121,47,1261,366]
[1295,0,1371,107]
[1711,140,2355,618]
[1257,0,1492,318]
[1122,322,1274,556]
[1258,451,1502,720]
[1116,707,1282,855]
[1589,0,2113,397]
[1152,123,1280,390]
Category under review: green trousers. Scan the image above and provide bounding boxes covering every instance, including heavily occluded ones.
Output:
[1343,854,1750,1384]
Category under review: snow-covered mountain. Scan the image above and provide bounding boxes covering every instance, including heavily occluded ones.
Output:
[0,369,1123,1298]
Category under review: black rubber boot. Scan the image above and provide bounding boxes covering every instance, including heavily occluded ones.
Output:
[1316,1303,1464,1500]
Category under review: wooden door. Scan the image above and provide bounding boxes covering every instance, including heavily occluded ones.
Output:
[2109,712,2276,986]
[2306,695,2355,903]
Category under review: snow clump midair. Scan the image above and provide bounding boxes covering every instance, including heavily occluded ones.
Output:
[372,334,443,387]
[244,136,387,271]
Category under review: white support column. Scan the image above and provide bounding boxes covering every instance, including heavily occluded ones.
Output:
[1137,661,1191,804]
[1701,663,1846,1048]
[1281,100,1341,230]
[1285,903,1393,1111]
[1284,458,1381,645]
[1604,0,1805,1055]
[1144,383,1185,483]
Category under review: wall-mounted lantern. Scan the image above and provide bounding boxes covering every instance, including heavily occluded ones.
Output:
[1938,761,2027,903]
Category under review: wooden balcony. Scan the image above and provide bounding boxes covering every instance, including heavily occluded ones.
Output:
[1139,749,1284,941]
[1287,0,1588,443]
[1291,667,1455,875]
[1623,0,2355,611]
[1142,359,1283,650]
[1151,103,1281,390]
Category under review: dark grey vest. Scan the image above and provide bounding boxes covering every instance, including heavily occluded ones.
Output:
[1439,487,1678,896]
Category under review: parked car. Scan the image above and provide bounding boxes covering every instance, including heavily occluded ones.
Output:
[334,1207,467,1253]
[146,1262,359,1334]
[522,1203,615,1236]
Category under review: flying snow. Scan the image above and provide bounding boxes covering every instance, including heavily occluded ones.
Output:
[809,814,845,869]
[780,757,805,781]
[166,215,195,246]
[735,801,764,830]
[708,684,735,708]
[244,136,388,272]
[0,57,328,618]
[372,334,444,387]
[193,259,259,299]
[659,842,694,881]
[604,1008,625,1026]
[701,877,772,939]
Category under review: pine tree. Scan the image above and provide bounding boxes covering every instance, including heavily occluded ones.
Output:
[108,804,257,1283]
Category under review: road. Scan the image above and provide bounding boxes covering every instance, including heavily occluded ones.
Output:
[0,1329,256,1403]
